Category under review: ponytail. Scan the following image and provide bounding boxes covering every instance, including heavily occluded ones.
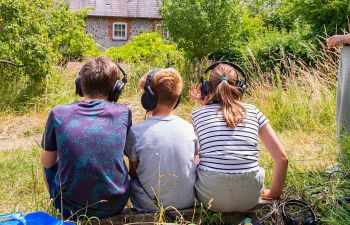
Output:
[207,64,246,129]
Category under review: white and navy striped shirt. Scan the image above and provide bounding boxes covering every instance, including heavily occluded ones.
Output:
[192,103,268,173]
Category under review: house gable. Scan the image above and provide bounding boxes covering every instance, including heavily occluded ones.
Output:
[66,0,165,49]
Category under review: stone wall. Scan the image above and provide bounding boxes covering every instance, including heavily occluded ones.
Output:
[85,17,127,50]
[131,20,153,37]
[85,16,161,50]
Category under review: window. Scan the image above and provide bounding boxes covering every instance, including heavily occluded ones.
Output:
[156,24,170,39]
[113,22,127,40]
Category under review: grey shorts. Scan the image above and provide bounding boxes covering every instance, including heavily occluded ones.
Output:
[195,167,264,212]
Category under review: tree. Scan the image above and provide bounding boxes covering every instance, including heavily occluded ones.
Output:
[160,0,243,61]
[0,0,98,109]
[0,0,58,82]
[290,0,350,36]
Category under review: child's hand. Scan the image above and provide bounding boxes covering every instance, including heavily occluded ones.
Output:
[189,84,207,106]
[194,154,200,165]
[327,35,350,49]
[260,189,281,200]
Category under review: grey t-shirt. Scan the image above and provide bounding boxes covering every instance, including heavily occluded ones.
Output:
[125,115,198,212]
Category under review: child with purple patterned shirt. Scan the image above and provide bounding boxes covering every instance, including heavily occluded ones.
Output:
[41,56,131,219]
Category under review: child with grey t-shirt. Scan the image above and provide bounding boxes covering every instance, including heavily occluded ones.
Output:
[125,68,198,212]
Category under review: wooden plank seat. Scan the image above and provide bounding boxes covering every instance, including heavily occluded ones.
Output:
[85,200,272,225]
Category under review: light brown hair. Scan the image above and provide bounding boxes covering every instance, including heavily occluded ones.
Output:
[80,56,120,98]
[139,68,182,107]
[207,64,246,128]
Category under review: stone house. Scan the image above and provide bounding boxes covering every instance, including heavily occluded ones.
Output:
[67,0,168,49]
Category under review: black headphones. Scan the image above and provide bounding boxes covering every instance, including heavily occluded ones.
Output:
[75,64,127,102]
[282,200,317,225]
[141,68,181,112]
[199,61,247,97]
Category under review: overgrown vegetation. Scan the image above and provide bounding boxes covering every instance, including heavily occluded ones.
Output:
[0,0,349,224]
[161,0,349,72]
[1,43,349,224]
[0,0,97,110]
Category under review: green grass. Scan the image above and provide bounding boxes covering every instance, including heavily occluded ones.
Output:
[0,148,53,214]
[0,46,349,224]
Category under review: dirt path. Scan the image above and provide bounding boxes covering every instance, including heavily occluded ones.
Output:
[0,98,146,151]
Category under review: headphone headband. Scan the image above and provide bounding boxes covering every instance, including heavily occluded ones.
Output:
[199,61,247,97]
[141,68,181,111]
[75,62,127,102]
[144,68,160,91]
[282,200,317,225]
[116,64,127,83]
[205,61,247,81]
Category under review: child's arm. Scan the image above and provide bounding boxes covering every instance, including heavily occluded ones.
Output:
[327,35,350,48]
[41,111,58,169]
[41,151,58,168]
[259,123,288,199]
[194,140,200,165]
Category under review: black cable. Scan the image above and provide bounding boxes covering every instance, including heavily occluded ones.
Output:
[282,200,317,225]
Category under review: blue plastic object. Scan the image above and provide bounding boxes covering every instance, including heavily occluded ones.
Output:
[0,212,75,225]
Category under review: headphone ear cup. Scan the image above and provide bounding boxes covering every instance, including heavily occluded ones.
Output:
[141,87,157,111]
[291,217,300,225]
[200,80,209,97]
[109,80,125,102]
[236,80,246,93]
[173,95,181,109]
[284,216,298,225]
[304,217,316,225]
[75,77,84,97]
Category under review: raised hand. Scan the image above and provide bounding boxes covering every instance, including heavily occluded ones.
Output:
[189,84,207,106]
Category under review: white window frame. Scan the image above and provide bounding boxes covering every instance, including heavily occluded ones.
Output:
[156,24,170,39]
[113,22,128,41]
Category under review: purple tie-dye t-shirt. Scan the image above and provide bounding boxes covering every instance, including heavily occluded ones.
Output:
[41,100,131,210]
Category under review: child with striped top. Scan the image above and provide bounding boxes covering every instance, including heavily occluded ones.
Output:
[190,63,288,212]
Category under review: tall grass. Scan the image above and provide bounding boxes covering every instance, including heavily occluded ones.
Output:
[0,43,349,224]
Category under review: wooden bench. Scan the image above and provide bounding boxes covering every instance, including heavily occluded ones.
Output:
[86,200,272,225]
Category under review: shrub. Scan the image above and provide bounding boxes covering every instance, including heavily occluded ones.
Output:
[105,33,184,67]
[0,0,98,110]
[103,33,185,92]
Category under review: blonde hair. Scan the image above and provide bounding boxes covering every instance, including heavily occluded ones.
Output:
[207,64,245,128]
[139,68,182,107]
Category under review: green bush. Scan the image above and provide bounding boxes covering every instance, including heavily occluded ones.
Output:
[104,33,185,92]
[161,0,242,61]
[242,27,316,72]
[0,0,98,110]
[105,33,184,67]
[50,3,99,61]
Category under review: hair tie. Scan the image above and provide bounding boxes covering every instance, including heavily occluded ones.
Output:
[221,77,228,81]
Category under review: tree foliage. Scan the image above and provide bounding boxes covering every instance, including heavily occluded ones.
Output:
[290,0,350,36]
[161,0,349,72]
[0,0,97,82]
[0,0,58,81]
[104,33,185,83]
[0,0,98,109]
[105,33,184,67]
[160,0,242,61]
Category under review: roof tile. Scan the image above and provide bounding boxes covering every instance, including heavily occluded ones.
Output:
[67,0,161,19]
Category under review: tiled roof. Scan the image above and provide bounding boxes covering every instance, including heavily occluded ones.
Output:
[67,0,162,19]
